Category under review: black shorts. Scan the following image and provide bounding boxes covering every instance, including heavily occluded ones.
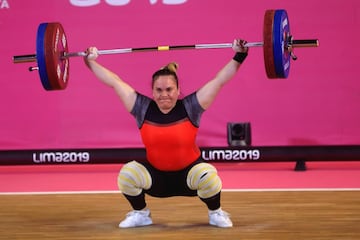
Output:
[140,158,203,198]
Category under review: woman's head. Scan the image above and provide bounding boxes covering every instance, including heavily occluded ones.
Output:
[151,62,180,113]
[152,62,179,88]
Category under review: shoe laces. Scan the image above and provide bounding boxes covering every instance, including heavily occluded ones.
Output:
[126,209,149,218]
[210,209,230,218]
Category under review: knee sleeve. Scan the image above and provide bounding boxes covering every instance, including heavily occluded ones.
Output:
[186,163,222,199]
[118,160,152,196]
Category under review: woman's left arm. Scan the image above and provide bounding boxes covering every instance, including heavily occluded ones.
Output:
[196,39,248,110]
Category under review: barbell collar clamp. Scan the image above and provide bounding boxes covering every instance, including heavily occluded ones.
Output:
[28,66,39,72]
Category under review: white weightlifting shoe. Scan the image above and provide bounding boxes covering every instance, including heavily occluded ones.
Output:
[208,208,233,228]
[119,209,153,228]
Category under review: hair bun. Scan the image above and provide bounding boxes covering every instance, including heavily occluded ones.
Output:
[162,62,178,73]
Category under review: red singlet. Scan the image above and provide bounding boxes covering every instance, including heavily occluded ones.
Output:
[131,92,204,171]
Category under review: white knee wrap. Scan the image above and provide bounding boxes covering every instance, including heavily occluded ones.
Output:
[186,163,222,199]
[118,160,152,196]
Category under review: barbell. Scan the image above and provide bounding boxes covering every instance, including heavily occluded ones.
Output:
[13,9,319,91]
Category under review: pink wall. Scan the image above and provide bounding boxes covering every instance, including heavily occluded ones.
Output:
[1,0,359,150]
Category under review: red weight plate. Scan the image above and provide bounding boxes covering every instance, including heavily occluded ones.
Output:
[263,10,277,79]
[44,22,69,90]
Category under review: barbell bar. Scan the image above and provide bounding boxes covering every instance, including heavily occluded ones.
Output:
[12,9,319,91]
[13,42,262,64]
[14,40,317,62]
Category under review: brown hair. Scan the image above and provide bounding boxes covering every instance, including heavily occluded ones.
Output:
[151,62,179,88]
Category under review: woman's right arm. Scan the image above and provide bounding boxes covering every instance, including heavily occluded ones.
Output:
[84,47,137,112]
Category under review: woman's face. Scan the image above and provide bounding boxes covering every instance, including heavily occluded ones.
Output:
[152,75,180,113]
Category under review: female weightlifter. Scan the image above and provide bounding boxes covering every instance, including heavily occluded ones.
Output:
[84,39,248,228]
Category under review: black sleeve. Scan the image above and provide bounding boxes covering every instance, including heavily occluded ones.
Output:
[130,92,152,128]
[183,92,205,128]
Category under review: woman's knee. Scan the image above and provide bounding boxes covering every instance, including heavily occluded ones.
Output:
[186,163,222,199]
[118,160,152,196]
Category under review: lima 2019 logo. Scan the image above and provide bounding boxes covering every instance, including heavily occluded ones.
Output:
[0,0,9,9]
[69,0,187,7]
[0,0,187,10]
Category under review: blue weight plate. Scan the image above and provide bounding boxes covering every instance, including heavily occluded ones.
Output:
[263,10,277,79]
[273,9,291,78]
[36,23,52,90]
